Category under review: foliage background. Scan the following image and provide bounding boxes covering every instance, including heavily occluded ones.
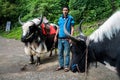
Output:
[0,0,120,39]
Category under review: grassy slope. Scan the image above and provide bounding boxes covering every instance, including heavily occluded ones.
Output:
[0,27,22,40]
[0,21,100,40]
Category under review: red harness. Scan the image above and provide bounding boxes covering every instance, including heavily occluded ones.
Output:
[40,23,56,35]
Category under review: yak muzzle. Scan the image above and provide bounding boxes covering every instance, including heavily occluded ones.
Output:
[21,36,27,42]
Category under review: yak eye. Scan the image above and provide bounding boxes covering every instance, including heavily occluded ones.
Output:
[29,26,34,30]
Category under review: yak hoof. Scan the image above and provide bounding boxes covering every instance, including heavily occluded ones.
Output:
[29,61,35,64]
[36,57,41,65]
[49,52,52,57]
[35,62,41,66]
[20,64,27,71]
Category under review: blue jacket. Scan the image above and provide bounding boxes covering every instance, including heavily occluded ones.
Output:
[58,14,74,38]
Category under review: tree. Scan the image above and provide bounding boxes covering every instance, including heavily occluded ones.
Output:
[0,0,19,30]
[0,0,120,31]
[69,0,120,23]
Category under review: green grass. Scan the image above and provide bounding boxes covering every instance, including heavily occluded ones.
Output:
[0,27,22,40]
[74,21,98,36]
[0,21,100,40]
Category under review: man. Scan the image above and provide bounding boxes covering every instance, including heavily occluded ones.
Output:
[54,6,74,72]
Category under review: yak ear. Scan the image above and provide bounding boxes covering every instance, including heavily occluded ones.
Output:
[18,14,25,25]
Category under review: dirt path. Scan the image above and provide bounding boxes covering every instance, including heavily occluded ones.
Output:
[0,36,119,80]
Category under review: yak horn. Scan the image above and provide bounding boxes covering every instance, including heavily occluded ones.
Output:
[64,19,81,42]
[79,19,85,36]
[36,14,43,27]
[18,14,24,25]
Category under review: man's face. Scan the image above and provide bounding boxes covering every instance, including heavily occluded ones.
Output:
[62,8,69,17]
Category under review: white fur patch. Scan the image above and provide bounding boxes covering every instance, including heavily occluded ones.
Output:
[89,11,120,42]
[24,41,48,57]
[104,61,117,72]
[31,18,41,25]
[22,18,40,36]
[22,21,33,36]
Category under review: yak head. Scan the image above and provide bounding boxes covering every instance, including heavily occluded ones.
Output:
[19,15,43,43]
[64,19,87,73]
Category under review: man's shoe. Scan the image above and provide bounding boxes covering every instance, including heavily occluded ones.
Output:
[56,67,64,71]
[64,67,69,72]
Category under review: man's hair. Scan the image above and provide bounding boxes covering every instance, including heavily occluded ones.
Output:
[62,6,69,11]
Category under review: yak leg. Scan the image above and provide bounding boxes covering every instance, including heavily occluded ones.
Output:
[54,48,57,55]
[95,61,97,68]
[29,55,35,64]
[49,44,54,57]
[116,56,120,76]
[49,48,57,57]
[36,56,41,65]
[49,50,53,57]
[49,47,54,57]
[49,42,57,57]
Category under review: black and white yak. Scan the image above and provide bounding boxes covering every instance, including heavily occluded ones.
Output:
[64,11,120,77]
[19,15,58,65]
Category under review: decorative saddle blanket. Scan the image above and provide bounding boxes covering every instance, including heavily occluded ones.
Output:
[41,23,56,35]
